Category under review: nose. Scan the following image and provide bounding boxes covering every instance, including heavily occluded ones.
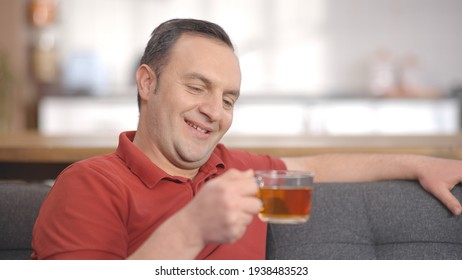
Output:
[198,93,223,122]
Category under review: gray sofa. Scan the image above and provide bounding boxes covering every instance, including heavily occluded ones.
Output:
[1,180,461,259]
[267,180,462,259]
[0,182,50,260]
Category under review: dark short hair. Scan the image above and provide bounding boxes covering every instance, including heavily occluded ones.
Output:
[137,18,235,110]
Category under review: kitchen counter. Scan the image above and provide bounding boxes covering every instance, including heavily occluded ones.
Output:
[2,132,462,180]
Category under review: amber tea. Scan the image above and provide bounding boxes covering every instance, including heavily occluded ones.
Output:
[256,170,314,224]
[259,187,313,223]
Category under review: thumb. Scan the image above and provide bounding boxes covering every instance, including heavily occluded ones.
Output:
[242,169,255,178]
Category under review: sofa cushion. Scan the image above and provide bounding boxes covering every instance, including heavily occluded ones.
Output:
[266,180,462,259]
[0,182,50,260]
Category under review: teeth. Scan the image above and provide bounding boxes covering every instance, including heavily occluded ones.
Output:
[188,122,208,133]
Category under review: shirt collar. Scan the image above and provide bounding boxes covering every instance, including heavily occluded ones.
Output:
[115,131,225,189]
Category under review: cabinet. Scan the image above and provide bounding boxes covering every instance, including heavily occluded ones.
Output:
[39,95,459,136]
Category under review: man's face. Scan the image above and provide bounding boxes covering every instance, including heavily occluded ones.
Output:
[139,33,241,173]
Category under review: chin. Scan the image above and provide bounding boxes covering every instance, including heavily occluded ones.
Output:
[176,159,207,171]
[178,151,213,168]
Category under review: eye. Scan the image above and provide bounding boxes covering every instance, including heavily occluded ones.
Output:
[187,85,205,93]
[223,98,235,109]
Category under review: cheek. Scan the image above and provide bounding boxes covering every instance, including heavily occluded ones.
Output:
[145,99,172,129]
[222,111,233,130]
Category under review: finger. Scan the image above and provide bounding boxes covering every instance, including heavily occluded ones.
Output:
[242,169,255,178]
[432,186,462,215]
[239,196,263,215]
[225,223,248,244]
[229,174,259,196]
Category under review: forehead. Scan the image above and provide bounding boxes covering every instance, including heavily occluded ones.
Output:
[172,32,234,54]
[166,33,241,85]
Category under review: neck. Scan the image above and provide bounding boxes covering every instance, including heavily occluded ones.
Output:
[133,129,200,179]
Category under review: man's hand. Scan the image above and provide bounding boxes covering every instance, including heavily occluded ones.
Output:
[128,169,261,260]
[184,169,262,244]
[416,157,462,216]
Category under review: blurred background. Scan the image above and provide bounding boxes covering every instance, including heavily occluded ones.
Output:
[1,0,462,136]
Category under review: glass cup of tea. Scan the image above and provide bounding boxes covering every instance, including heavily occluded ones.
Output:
[255,170,314,224]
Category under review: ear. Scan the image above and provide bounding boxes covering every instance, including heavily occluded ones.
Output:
[136,64,157,102]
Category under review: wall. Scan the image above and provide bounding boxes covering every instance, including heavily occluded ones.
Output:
[55,0,462,97]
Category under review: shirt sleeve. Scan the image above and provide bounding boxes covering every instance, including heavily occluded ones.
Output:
[32,160,129,260]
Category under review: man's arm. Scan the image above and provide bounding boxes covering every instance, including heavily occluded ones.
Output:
[282,154,462,216]
[128,169,261,259]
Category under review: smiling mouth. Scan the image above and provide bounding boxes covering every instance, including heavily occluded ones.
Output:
[186,121,210,134]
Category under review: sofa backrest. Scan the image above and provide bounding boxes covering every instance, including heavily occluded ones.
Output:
[2,180,461,260]
[266,180,462,259]
[0,182,50,260]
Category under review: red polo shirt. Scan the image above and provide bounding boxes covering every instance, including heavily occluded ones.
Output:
[32,131,286,260]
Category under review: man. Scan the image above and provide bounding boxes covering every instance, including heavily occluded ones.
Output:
[32,18,462,260]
